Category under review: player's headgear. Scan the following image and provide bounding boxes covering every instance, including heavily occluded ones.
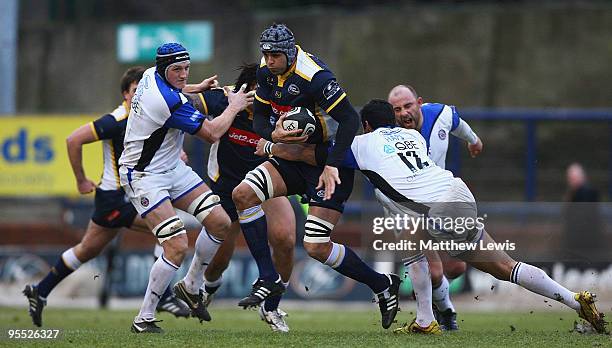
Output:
[360,99,396,130]
[155,43,190,83]
[259,23,297,68]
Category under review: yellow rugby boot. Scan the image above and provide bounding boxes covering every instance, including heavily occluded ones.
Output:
[393,319,442,335]
[575,291,608,334]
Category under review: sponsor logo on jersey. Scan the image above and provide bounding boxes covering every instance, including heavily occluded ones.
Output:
[316,189,325,198]
[288,84,300,95]
[323,81,341,100]
[140,197,149,207]
[262,43,273,50]
[227,127,261,148]
[384,145,395,154]
[190,110,202,122]
[438,129,447,140]
[266,76,275,85]
[271,102,292,117]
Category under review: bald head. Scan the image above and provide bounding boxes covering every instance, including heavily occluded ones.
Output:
[388,85,418,101]
[387,84,423,130]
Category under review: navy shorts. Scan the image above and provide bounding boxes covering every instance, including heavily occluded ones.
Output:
[91,188,138,229]
[209,177,241,222]
[268,157,354,213]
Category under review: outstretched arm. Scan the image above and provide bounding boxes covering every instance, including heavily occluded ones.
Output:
[195,85,255,143]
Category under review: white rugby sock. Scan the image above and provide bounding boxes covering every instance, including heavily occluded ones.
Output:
[153,243,163,259]
[511,262,580,310]
[136,254,179,321]
[405,254,435,327]
[183,227,223,294]
[432,276,455,312]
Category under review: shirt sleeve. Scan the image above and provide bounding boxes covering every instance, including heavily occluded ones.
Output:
[253,67,275,140]
[163,101,205,135]
[309,71,347,114]
[450,105,460,131]
[339,147,359,169]
[201,89,229,117]
[92,114,122,140]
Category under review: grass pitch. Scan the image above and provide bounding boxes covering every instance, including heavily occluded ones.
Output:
[0,306,610,347]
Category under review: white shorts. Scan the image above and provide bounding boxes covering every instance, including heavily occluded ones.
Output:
[376,178,483,255]
[119,161,204,217]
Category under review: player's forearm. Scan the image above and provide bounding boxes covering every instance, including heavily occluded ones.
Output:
[197,105,240,143]
[66,138,87,183]
[451,119,478,144]
[326,98,360,167]
[182,84,206,94]
[269,143,317,166]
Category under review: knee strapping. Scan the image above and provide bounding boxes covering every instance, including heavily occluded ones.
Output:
[152,216,187,243]
[304,215,334,243]
[324,242,345,268]
[187,191,221,223]
[242,167,273,202]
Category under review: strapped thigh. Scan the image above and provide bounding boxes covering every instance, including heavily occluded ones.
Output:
[242,166,274,202]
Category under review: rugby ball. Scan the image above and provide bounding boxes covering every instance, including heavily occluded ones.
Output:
[283,107,317,138]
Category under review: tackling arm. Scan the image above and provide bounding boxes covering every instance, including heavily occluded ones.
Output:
[193,85,254,143]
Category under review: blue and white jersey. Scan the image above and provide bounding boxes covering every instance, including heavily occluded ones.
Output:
[344,127,454,204]
[119,67,205,173]
[419,103,461,169]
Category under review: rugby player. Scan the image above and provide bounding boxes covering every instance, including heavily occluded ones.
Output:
[178,63,295,332]
[231,24,401,329]
[23,67,190,327]
[385,84,483,330]
[119,43,253,333]
[262,99,608,335]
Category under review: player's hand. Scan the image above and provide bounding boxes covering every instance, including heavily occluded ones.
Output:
[226,84,255,112]
[255,138,270,157]
[271,115,309,144]
[182,75,219,93]
[316,165,341,200]
[180,149,189,163]
[77,178,96,194]
[201,75,219,90]
[468,137,483,158]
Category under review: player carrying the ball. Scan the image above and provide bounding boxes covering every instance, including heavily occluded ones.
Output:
[231,23,401,329]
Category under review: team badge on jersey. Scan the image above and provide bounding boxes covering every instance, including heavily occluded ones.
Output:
[140,197,149,207]
[288,84,300,95]
[438,129,447,140]
[323,81,341,100]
